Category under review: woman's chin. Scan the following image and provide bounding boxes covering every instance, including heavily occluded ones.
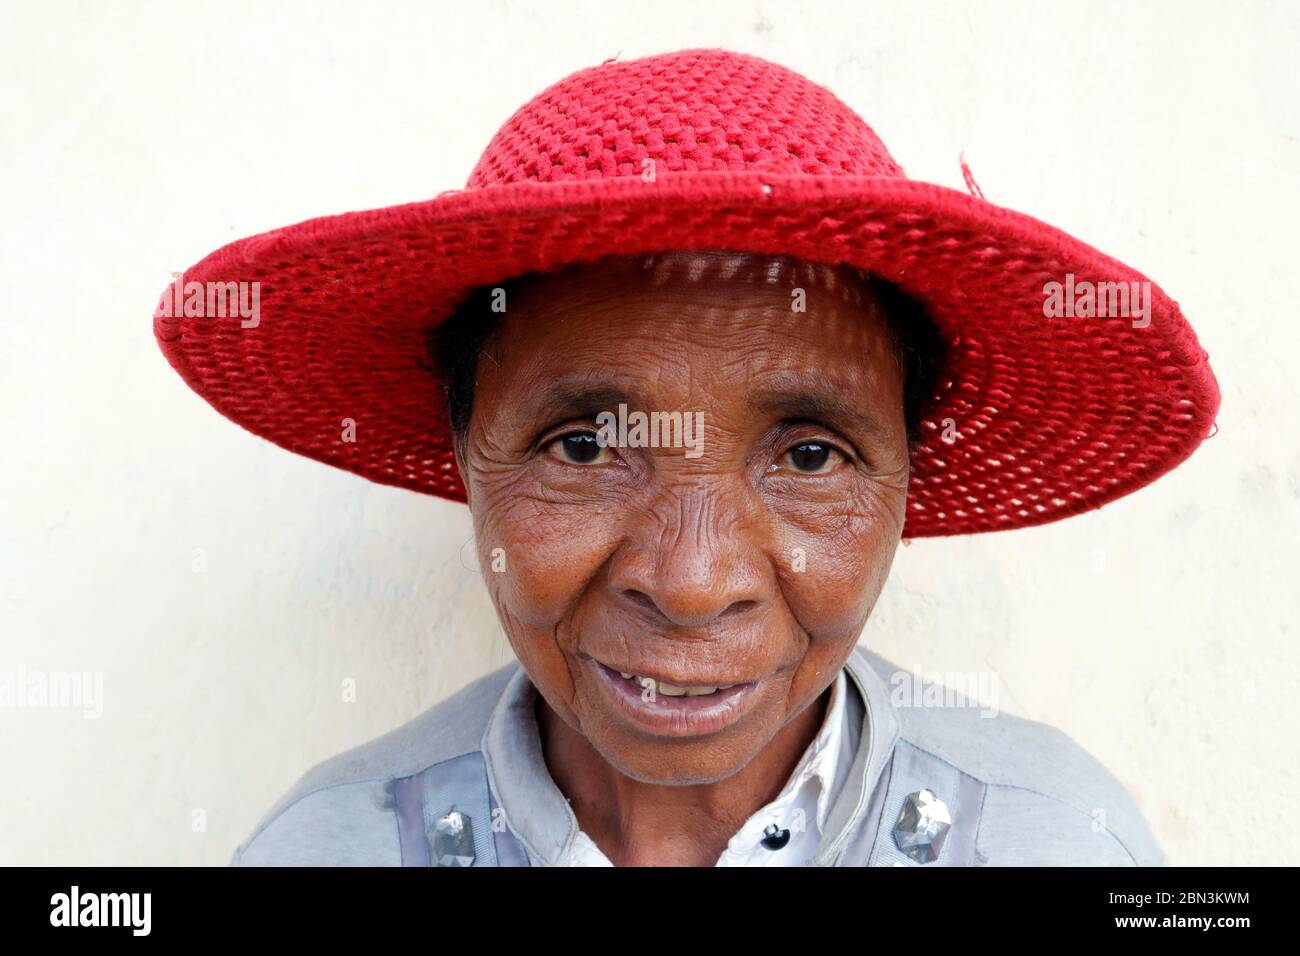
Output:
[590,735,759,787]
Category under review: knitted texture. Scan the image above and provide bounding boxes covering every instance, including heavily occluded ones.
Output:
[153,48,1220,537]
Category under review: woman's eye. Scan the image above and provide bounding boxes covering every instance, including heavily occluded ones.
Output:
[547,431,614,465]
[782,441,842,474]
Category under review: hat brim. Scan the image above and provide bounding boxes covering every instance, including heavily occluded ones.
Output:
[154,170,1220,537]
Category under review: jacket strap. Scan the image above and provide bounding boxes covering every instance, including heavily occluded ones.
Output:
[862,739,987,866]
[392,751,530,866]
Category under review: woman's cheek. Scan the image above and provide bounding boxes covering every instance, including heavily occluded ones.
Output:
[474,491,620,630]
[770,483,905,639]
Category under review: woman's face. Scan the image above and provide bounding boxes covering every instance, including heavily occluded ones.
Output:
[455,251,909,785]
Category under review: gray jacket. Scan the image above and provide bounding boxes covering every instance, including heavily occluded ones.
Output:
[232,645,1166,866]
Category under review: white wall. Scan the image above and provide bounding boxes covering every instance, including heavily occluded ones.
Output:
[1,0,1296,865]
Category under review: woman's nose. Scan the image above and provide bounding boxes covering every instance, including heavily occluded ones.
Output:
[604,486,773,628]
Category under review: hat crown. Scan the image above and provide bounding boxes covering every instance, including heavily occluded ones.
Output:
[467,48,904,188]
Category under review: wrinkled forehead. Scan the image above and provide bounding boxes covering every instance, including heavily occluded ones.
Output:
[512,249,877,311]
[472,250,907,436]
[492,250,898,366]
[482,250,902,382]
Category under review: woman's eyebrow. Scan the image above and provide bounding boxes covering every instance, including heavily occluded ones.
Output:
[751,386,896,445]
[511,382,633,429]
[508,379,894,444]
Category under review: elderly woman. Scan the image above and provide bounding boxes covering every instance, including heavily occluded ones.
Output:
[155,49,1219,867]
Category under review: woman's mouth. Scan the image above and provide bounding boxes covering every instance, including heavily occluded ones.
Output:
[616,670,737,696]
[587,657,760,737]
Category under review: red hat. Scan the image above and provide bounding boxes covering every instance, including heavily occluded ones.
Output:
[153,47,1219,537]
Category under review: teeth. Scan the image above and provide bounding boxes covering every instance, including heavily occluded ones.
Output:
[621,671,723,697]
